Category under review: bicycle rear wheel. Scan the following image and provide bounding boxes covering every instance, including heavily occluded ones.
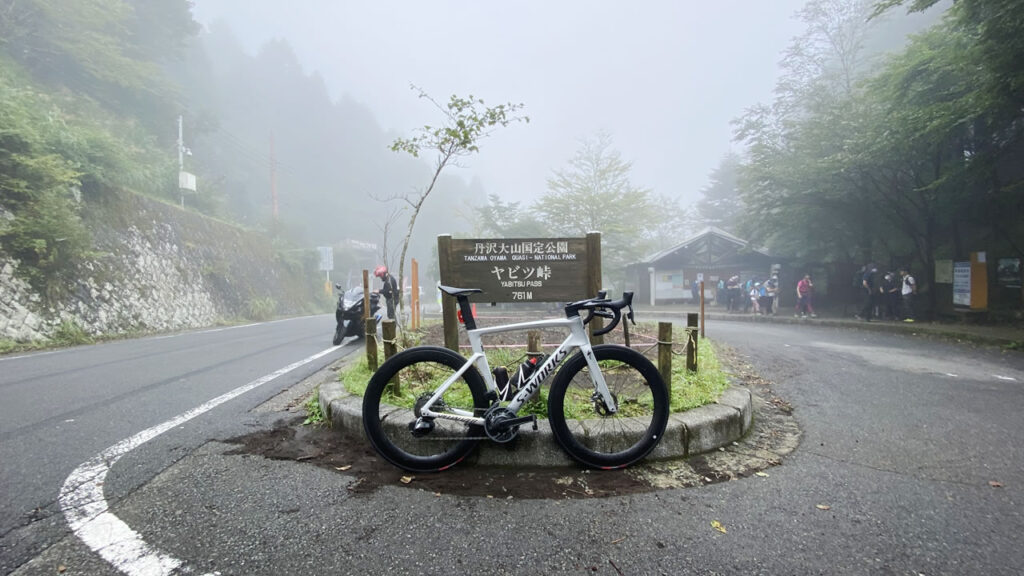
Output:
[547,345,669,469]
[362,346,488,472]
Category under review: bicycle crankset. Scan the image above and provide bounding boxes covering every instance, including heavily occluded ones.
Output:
[483,406,537,443]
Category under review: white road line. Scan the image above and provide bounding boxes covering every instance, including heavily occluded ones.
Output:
[993,375,1017,381]
[59,345,340,576]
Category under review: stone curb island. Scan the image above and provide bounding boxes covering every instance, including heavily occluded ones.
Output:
[319,377,753,468]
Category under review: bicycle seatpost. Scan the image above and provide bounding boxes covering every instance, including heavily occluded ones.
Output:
[455,294,477,330]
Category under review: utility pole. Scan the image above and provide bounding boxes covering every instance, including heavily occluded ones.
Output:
[177,115,184,208]
[176,115,196,208]
[270,133,278,221]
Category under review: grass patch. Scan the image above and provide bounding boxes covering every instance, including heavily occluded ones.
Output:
[303,389,325,426]
[52,320,94,346]
[338,334,730,418]
[246,296,277,321]
[669,338,730,412]
[0,338,38,355]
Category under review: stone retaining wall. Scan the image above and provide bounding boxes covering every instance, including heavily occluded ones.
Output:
[0,190,325,342]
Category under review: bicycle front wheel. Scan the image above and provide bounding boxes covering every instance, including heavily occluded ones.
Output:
[362,346,488,472]
[548,345,669,469]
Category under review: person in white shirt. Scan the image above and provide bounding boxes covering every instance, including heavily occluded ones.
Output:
[899,266,917,323]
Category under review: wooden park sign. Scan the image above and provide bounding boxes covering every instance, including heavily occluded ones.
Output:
[438,233,603,349]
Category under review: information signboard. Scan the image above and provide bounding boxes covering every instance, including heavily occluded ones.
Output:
[441,237,589,302]
[953,261,971,306]
[317,246,333,272]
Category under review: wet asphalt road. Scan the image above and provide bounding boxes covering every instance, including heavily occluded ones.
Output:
[0,316,352,575]
[5,318,1024,575]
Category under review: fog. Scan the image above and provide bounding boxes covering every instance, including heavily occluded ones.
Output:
[191,0,808,207]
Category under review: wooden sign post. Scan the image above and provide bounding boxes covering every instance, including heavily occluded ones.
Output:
[438,233,602,351]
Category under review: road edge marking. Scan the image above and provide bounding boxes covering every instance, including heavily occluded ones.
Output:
[59,345,340,576]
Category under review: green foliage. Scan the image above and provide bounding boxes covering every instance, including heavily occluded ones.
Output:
[390,88,529,159]
[670,339,729,412]
[246,296,277,321]
[340,335,731,418]
[339,355,374,398]
[303,390,325,426]
[52,319,93,346]
[533,132,685,287]
[0,0,194,131]
[734,0,1024,315]
[0,61,90,291]
[387,86,529,324]
[0,338,28,354]
[471,193,548,238]
[0,0,198,293]
[695,152,744,234]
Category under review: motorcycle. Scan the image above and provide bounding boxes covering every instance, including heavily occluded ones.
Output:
[333,284,384,345]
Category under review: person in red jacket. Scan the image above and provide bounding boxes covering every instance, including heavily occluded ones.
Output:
[373,265,398,320]
[795,274,816,318]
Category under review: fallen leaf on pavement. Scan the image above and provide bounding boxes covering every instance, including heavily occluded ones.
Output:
[334,465,352,471]
[816,504,831,511]
[755,472,769,478]
[400,476,414,484]
[711,520,727,534]
[989,481,1003,488]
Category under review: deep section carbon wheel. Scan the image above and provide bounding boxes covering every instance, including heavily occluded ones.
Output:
[547,345,669,469]
[362,346,488,472]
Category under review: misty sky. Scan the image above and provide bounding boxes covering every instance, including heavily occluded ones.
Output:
[191,1,809,207]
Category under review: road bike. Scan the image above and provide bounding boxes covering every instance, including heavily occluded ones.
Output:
[361,285,670,472]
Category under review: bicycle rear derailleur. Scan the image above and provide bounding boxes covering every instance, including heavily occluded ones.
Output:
[409,392,447,438]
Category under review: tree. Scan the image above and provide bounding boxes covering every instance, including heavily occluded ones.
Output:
[733,0,882,266]
[733,0,1024,315]
[389,86,528,323]
[533,132,683,289]
[695,152,744,233]
[470,193,547,238]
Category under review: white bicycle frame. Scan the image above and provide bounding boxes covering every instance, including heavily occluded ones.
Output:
[418,315,617,424]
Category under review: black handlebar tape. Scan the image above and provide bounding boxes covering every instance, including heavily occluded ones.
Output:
[591,306,622,336]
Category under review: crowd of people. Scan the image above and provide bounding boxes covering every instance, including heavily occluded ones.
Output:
[721,273,801,316]
[855,264,917,323]
[717,265,916,323]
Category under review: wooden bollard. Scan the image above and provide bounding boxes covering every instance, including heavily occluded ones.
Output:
[382,319,398,360]
[687,312,698,330]
[382,319,399,395]
[527,330,542,357]
[658,322,672,400]
[365,317,378,371]
[686,312,699,372]
[686,327,698,372]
